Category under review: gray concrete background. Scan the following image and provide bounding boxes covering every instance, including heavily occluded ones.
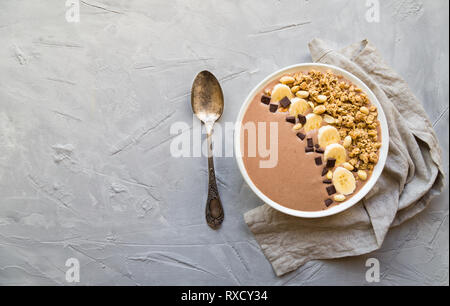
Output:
[0,0,448,285]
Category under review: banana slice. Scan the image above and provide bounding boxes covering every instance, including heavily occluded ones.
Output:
[332,167,356,195]
[271,84,294,103]
[289,98,310,117]
[318,126,341,148]
[303,114,322,132]
[324,143,347,165]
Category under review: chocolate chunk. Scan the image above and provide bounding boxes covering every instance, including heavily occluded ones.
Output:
[261,95,271,105]
[315,148,325,154]
[326,158,336,169]
[286,116,296,124]
[298,114,307,125]
[323,179,332,184]
[279,96,291,108]
[325,199,333,207]
[315,156,323,166]
[305,146,314,153]
[321,167,329,177]
[315,144,320,149]
[326,185,337,196]
[297,132,306,141]
[307,138,314,148]
[269,104,278,113]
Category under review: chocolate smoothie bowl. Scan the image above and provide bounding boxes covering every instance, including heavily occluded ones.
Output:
[235,64,389,218]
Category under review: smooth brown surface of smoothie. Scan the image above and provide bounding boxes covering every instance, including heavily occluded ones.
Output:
[241,92,329,211]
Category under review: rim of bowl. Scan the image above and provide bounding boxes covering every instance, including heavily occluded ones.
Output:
[234,63,389,218]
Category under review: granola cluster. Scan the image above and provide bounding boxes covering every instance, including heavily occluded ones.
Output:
[270,70,381,172]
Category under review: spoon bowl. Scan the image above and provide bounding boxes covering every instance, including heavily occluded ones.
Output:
[191,71,224,127]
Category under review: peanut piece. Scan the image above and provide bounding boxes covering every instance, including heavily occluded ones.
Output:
[293,123,303,131]
[343,162,354,171]
[334,194,346,202]
[326,171,333,180]
[313,105,326,115]
[291,86,300,94]
[360,106,369,115]
[323,114,335,124]
[296,91,310,99]
[358,170,368,181]
[343,136,352,148]
[280,76,295,85]
[316,95,328,103]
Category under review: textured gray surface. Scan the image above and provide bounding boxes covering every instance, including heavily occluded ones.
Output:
[0,0,448,286]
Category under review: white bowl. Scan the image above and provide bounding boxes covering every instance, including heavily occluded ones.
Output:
[234,63,389,218]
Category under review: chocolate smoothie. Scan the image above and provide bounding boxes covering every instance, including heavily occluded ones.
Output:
[241,70,381,212]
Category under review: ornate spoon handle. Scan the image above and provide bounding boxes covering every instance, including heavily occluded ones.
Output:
[205,129,224,229]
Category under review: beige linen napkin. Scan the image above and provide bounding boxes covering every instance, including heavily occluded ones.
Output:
[244,39,445,277]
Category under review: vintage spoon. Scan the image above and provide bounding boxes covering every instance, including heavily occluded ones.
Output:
[191,71,225,229]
